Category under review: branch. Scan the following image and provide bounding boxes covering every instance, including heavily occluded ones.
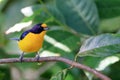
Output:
[0,57,111,80]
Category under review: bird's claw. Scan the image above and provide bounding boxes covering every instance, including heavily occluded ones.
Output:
[35,52,40,61]
[19,52,24,62]
[35,55,40,61]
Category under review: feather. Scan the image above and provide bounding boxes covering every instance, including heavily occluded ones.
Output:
[20,30,30,40]
[10,38,20,41]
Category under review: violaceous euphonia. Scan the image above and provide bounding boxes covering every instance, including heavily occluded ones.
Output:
[17,23,48,62]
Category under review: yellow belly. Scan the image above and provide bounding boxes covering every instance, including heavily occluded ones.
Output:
[18,31,46,53]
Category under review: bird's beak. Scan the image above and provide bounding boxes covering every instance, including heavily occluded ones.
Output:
[43,27,49,31]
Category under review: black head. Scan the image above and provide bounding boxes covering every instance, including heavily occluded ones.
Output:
[30,23,48,34]
[20,23,48,40]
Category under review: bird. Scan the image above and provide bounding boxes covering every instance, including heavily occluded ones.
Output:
[12,23,48,62]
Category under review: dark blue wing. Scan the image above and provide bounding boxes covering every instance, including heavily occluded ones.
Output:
[20,30,30,40]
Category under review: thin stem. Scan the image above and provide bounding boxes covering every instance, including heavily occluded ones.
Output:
[0,57,111,80]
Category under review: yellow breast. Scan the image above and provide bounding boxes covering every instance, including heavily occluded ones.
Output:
[18,31,46,53]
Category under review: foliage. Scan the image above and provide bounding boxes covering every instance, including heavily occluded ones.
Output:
[79,33,120,57]
[0,0,120,80]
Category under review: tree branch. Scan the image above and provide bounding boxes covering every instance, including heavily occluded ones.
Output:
[0,57,111,80]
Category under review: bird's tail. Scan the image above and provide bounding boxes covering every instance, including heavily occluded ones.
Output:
[10,38,19,41]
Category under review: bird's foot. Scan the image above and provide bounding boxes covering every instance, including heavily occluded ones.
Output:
[19,52,24,62]
[34,52,40,61]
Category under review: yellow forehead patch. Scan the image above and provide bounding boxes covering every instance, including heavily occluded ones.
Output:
[41,23,47,28]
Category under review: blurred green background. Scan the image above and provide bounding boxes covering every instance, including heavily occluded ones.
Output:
[0,0,120,80]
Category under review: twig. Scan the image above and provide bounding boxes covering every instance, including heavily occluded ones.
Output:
[0,57,111,80]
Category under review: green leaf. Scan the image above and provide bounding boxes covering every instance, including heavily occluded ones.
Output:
[95,0,120,33]
[108,61,120,80]
[0,66,11,80]
[42,30,80,58]
[56,0,99,35]
[20,0,99,35]
[45,2,66,24]
[3,0,36,31]
[5,21,32,34]
[95,0,120,19]
[50,69,68,80]
[22,4,65,24]
[0,0,8,11]
[21,5,50,23]
[78,33,120,57]
[100,16,120,33]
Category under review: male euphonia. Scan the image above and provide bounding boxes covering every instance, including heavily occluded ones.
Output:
[17,23,48,62]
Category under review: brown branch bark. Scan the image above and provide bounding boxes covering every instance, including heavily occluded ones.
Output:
[0,57,111,80]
